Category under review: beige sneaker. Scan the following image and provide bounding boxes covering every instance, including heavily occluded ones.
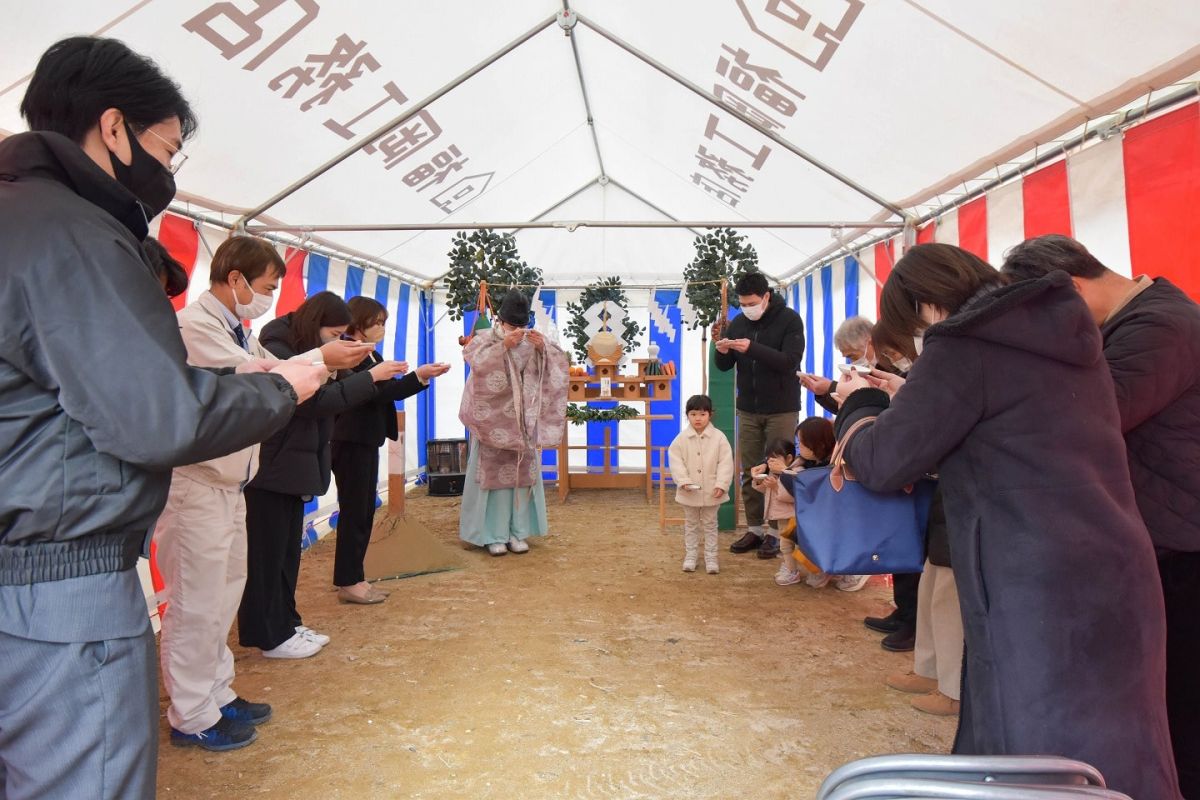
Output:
[911,690,960,716]
[885,671,939,694]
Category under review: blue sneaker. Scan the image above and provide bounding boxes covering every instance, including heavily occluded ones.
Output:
[220,696,272,725]
[170,717,257,751]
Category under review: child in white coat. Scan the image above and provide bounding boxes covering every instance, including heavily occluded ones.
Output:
[668,395,734,574]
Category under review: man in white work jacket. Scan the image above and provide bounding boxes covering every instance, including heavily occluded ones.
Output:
[153,236,372,751]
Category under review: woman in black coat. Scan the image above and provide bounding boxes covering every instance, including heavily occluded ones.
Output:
[832,244,1180,799]
[238,292,406,659]
[330,297,448,604]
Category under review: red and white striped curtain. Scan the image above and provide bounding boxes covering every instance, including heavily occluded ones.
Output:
[862,101,1200,307]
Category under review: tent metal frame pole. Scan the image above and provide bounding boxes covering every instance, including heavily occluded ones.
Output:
[573,13,909,221]
[519,177,601,226]
[560,3,607,179]
[234,14,559,230]
[167,205,435,286]
[605,177,705,238]
[246,219,907,233]
[780,82,1200,282]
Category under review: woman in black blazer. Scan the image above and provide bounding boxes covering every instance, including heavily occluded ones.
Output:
[330,297,449,604]
[239,292,406,659]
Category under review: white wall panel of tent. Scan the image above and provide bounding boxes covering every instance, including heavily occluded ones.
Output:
[3,2,1200,619]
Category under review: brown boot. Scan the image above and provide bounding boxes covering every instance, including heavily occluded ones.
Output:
[911,690,960,716]
[885,671,938,694]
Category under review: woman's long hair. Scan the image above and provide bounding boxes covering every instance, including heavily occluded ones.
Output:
[877,243,1002,346]
[346,296,388,336]
[289,291,351,353]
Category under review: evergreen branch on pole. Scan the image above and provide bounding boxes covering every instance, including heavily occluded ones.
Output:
[443,229,542,321]
[682,227,760,330]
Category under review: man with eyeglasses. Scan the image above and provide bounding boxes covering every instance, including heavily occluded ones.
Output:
[0,37,328,799]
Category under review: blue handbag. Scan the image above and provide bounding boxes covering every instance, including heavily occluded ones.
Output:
[782,417,935,575]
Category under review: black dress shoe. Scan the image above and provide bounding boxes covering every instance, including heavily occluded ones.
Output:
[757,537,780,559]
[864,610,903,634]
[730,532,763,553]
[881,627,916,652]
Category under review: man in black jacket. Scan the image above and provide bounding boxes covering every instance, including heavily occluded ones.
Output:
[713,272,806,556]
[0,38,324,798]
[1003,234,1200,797]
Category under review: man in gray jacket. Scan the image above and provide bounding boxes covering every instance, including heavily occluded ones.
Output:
[0,37,324,799]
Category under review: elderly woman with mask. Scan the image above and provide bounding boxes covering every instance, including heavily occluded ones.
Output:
[458,291,570,556]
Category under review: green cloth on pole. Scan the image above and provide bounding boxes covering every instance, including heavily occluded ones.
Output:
[708,341,738,531]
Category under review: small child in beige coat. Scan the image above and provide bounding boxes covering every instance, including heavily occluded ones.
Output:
[668,395,734,574]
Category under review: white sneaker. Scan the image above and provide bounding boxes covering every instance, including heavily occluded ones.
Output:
[775,563,803,586]
[295,626,329,647]
[682,556,697,572]
[486,542,508,556]
[805,571,831,589]
[263,632,322,659]
[705,562,719,575]
[835,574,871,592]
[506,536,529,554]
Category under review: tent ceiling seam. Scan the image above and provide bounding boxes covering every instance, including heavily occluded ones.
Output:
[808,84,1200,275]
[561,2,608,178]
[234,13,559,229]
[605,176,704,238]
[901,0,1085,106]
[368,119,591,263]
[0,0,156,100]
[575,12,908,221]
[592,120,811,258]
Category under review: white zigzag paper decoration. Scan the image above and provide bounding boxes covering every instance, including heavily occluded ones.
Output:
[582,301,626,338]
[648,296,676,343]
[677,289,697,328]
[533,289,553,331]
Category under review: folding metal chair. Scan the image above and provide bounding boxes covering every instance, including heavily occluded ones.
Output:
[816,755,1107,800]
[822,778,1132,800]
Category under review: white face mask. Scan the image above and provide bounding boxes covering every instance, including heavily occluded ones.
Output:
[233,275,273,319]
[913,333,924,356]
[363,324,386,344]
[893,357,913,373]
[741,302,765,322]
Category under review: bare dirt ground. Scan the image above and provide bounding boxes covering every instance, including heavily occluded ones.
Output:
[156,489,954,799]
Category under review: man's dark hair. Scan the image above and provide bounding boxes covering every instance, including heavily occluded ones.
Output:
[210,237,286,285]
[20,37,197,143]
[734,271,770,298]
[1001,234,1109,282]
[346,296,388,335]
[685,394,714,414]
[290,291,351,352]
[143,237,189,298]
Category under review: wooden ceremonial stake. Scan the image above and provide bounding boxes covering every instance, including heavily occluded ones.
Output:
[387,410,406,514]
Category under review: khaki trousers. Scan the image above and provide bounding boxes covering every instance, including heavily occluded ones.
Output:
[153,473,246,734]
[913,560,963,700]
[736,410,798,528]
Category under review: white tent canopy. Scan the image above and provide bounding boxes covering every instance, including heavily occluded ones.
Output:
[2,0,1199,285]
